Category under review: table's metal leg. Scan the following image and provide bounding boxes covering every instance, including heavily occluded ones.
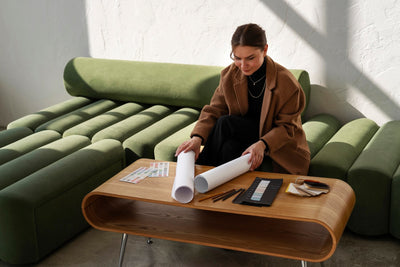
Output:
[118,233,128,267]
[300,260,325,267]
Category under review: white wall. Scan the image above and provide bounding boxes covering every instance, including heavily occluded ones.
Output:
[1,0,400,126]
[0,0,89,126]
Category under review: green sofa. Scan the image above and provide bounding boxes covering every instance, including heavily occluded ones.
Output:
[1,57,400,264]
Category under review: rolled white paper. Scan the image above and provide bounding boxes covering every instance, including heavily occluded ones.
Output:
[194,154,251,193]
[171,151,195,203]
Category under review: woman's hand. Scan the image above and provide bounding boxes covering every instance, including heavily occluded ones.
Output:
[242,140,266,171]
[175,136,202,160]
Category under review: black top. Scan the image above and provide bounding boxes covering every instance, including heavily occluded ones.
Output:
[246,57,267,121]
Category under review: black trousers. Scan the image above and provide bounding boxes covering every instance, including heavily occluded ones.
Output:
[196,115,259,167]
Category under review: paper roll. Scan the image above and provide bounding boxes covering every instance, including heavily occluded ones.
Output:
[171,151,195,203]
[194,154,251,193]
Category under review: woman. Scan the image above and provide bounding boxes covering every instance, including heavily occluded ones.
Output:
[175,23,310,175]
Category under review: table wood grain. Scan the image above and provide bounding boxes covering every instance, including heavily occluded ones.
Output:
[82,158,355,262]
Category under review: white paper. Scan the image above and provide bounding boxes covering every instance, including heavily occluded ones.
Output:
[171,151,195,203]
[194,154,251,193]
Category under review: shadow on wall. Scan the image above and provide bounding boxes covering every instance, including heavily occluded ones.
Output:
[0,0,90,126]
[305,85,364,125]
[260,0,400,124]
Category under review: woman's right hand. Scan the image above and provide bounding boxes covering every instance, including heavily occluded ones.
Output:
[175,136,202,160]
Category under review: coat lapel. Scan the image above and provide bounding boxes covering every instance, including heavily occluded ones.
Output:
[232,68,248,116]
[259,56,277,136]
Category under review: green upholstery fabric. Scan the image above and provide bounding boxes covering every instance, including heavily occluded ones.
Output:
[0,127,33,148]
[309,118,379,180]
[35,99,118,134]
[7,97,92,131]
[347,121,400,235]
[123,107,200,164]
[289,69,311,115]
[154,121,197,162]
[0,139,124,264]
[63,102,147,139]
[0,135,91,190]
[391,164,400,238]
[92,105,175,143]
[64,57,223,109]
[303,114,341,158]
[0,130,61,166]
[64,57,311,112]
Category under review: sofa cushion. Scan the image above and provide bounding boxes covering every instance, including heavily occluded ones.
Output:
[63,102,147,139]
[0,139,124,264]
[64,57,223,109]
[123,107,200,163]
[302,114,341,158]
[0,130,61,166]
[0,135,91,190]
[35,99,118,134]
[309,118,379,180]
[0,127,33,148]
[154,121,197,162]
[92,105,176,143]
[347,121,400,235]
[7,97,92,131]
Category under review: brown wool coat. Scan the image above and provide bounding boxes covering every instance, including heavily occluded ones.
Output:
[191,56,310,175]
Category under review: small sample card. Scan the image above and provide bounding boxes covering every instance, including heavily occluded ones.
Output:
[250,180,270,201]
[120,167,155,184]
[148,162,170,177]
[119,162,170,184]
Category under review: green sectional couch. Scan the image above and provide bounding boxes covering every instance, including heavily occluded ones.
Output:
[1,57,400,264]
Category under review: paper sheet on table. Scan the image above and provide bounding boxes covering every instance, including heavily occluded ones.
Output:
[194,154,251,193]
[171,151,195,203]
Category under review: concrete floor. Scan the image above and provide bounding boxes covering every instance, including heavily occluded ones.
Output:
[1,227,398,267]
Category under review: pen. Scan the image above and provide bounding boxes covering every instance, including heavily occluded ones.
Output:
[232,188,245,203]
[198,190,234,202]
[221,188,244,201]
[212,189,237,202]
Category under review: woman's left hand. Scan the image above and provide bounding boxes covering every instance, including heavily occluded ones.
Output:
[242,141,266,171]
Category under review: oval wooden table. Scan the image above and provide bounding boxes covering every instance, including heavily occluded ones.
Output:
[82,159,355,266]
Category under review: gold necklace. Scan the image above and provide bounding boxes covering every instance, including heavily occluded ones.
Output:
[248,80,266,99]
[249,74,266,85]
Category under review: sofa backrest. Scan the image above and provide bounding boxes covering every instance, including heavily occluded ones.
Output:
[64,57,310,112]
[64,57,223,109]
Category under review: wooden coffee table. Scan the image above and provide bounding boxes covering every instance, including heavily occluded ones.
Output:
[82,159,355,266]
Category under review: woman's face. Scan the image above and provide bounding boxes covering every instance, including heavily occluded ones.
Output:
[232,45,268,76]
